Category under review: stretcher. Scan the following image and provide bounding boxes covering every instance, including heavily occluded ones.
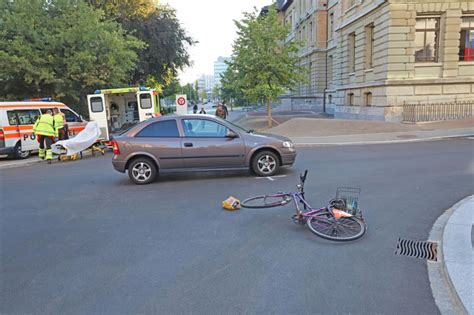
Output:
[51,121,109,160]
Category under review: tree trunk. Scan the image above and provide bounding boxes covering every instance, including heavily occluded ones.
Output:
[267,99,272,129]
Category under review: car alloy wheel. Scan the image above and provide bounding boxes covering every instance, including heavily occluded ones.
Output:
[257,154,277,174]
[132,162,152,182]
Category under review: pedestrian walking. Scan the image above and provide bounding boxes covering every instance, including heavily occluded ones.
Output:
[193,103,198,114]
[222,102,229,117]
[33,109,58,164]
[53,107,65,140]
[199,107,207,114]
[215,104,226,119]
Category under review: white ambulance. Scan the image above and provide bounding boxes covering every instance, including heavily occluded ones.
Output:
[87,87,160,140]
[0,99,87,159]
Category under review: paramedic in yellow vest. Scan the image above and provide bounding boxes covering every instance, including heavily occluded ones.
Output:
[33,109,58,164]
[53,107,65,140]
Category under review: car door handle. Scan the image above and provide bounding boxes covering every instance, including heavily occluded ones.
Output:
[184,142,193,147]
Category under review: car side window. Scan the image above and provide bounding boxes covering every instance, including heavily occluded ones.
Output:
[8,110,40,125]
[61,109,80,122]
[182,119,228,138]
[136,120,179,138]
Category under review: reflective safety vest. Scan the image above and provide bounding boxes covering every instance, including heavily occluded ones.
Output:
[54,113,64,129]
[33,114,58,137]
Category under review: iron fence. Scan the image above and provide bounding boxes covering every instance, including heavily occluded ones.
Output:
[402,100,473,123]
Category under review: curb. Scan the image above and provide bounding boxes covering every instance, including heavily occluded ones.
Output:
[428,196,473,315]
[0,158,43,170]
[441,196,473,315]
[293,134,474,147]
[0,152,108,171]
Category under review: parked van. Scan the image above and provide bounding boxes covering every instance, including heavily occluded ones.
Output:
[87,87,160,140]
[0,99,86,159]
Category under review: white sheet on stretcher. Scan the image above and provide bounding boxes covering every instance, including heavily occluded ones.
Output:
[51,121,101,155]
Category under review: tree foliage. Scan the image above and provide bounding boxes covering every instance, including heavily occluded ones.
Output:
[86,0,158,20]
[125,6,195,85]
[227,4,305,127]
[0,0,143,111]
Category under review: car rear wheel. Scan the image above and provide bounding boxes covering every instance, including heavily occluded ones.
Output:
[252,150,279,177]
[128,157,157,185]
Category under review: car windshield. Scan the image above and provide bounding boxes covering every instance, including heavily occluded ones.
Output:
[225,120,253,133]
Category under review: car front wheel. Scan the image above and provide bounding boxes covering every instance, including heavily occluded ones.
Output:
[128,157,157,185]
[252,150,279,177]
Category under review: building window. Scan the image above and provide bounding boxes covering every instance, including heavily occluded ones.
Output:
[364,92,372,106]
[328,94,333,104]
[415,17,440,62]
[348,33,356,72]
[327,55,333,83]
[328,13,334,40]
[459,16,474,61]
[365,24,374,69]
[347,0,356,9]
[348,93,354,106]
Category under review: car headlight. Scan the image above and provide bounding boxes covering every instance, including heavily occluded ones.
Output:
[282,141,293,148]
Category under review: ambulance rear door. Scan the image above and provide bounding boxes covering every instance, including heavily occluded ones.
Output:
[87,94,108,140]
[137,91,155,122]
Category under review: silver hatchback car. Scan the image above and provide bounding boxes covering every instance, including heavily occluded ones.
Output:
[112,115,296,184]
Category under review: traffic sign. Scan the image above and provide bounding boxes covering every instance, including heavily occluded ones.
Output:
[175,94,188,115]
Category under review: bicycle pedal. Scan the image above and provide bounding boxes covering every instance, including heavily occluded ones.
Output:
[291,215,306,225]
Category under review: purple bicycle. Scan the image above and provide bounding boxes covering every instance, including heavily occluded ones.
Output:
[241,170,366,241]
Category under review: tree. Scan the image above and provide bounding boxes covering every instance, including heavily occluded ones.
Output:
[86,0,158,20]
[0,0,143,112]
[229,4,305,127]
[125,6,195,85]
[88,1,195,88]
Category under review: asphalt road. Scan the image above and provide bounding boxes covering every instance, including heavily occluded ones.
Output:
[1,139,473,314]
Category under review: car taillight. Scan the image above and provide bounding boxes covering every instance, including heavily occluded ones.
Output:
[0,129,4,141]
[112,140,120,155]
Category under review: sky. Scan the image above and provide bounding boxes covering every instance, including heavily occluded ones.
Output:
[163,0,271,84]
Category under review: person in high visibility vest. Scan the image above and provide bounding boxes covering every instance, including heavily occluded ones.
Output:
[33,109,58,164]
[53,107,65,140]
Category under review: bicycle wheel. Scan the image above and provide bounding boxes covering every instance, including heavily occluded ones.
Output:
[306,211,365,241]
[241,194,292,209]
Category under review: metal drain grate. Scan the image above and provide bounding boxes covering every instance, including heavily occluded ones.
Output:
[395,238,438,261]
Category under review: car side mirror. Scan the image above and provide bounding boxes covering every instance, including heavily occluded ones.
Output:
[225,131,238,139]
[78,115,84,122]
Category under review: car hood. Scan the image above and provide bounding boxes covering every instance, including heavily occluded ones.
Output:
[243,131,292,143]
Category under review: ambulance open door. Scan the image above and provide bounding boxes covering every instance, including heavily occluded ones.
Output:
[137,91,155,122]
[87,94,109,140]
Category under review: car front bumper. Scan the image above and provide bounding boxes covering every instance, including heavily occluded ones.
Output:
[281,150,297,166]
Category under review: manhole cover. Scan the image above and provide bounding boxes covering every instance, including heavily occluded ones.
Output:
[397,135,418,139]
[395,238,438,261]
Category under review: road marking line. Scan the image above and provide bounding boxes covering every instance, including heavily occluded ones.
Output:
[267,177,275,181]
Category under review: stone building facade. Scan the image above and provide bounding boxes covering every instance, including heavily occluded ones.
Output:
[278,0,474,121]
[279,0,328,109]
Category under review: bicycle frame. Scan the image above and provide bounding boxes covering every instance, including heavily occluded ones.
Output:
[290,191,326,219]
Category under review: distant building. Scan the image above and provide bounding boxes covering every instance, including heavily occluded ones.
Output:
[197,74,214,99]
[213,56,231,88]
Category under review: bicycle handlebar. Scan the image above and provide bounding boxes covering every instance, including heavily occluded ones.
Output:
[300,170,308,183]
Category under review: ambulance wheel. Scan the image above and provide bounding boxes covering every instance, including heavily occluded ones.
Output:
[128,157,157,185]
[13,142,30,159]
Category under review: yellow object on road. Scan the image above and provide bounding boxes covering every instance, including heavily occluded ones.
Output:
[222,196,241,211]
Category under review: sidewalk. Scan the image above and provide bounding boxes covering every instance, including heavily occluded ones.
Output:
[433,196,473,314]
[233,115,474,146]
